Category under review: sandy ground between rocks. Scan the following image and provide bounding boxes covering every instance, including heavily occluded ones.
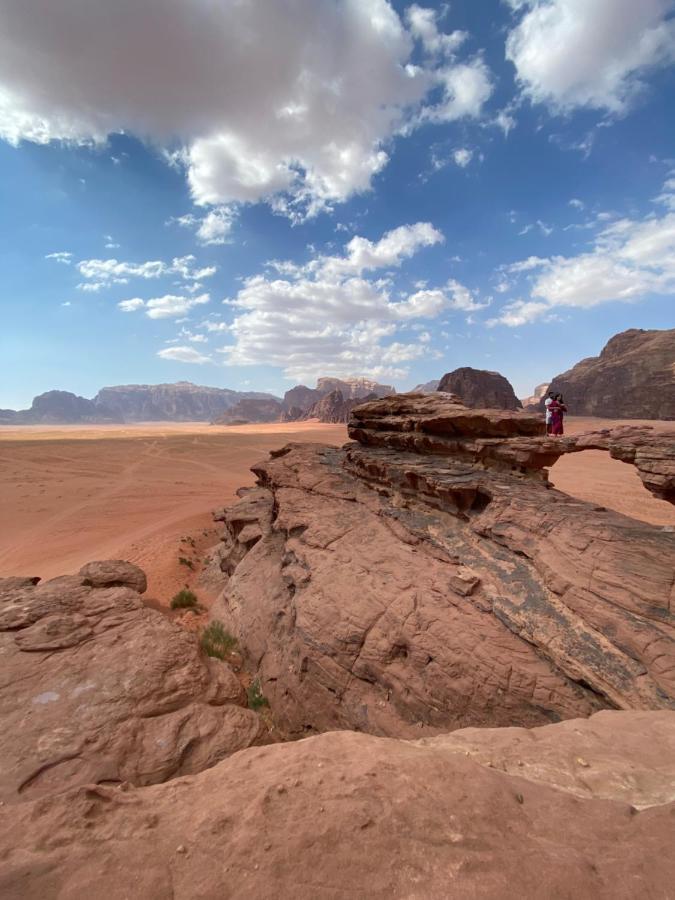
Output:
[0,417,672,604]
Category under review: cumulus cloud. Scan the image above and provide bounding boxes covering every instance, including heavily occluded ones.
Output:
[489,176,675,325]
[157,345,211,364]
[168,206,236,245]
[213,222,476,380]
[45,251,72,264]
[0,0,495,218]
[76,254,216,291]
[145,293,210,320]
[118,298,145,312]
[506,0,675,112]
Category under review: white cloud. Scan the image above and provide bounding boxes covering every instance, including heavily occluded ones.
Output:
[215,222,476,380]
[569,197,585,210]
[157,345,211,364]
[453,148,473,167]
[169,206,236,245]
[145,293,210,320]
[506,0,675,112]
[45,251,72,264]
[490,177,675,325]
[104,234,120,249]
[76,254,216,291]
[118,297,145,312]
[0,0,495,218]
[406,5,467,57]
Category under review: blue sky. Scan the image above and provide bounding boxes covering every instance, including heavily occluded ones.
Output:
[1,0,674,409]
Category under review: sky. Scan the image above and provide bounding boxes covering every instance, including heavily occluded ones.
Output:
[1,0,674,409]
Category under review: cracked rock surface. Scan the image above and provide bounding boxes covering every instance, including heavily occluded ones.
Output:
[0,561,262,804]
[210,394,675,738]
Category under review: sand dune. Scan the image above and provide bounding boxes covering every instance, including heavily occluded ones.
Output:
[0,417,672,604]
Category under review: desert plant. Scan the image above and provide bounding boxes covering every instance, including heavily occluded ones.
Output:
[171,589,199,610]
[247,678,269,711]
[200,620,237,659]
[178,556,194,569]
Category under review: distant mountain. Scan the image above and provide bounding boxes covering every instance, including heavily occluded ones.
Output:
[302,389,378,424]
[213,397,283,425]
[520,383,550,410]
[412,379,440,393]
[281,377,395,423]
[543,328,675,419]
[437,368,522,410]
[315,377,395,400]
[0,382,280,425]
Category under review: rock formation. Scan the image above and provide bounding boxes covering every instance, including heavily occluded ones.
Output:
[0,382,280,425]
[1,711,674,898]
[520,382,549,410]
[0,561,262,804]
[208,393,674,741]
[213,397,283,425]
[281,377,395,423]
[437,367,522,410]
[316,376,395,399]
[412,378,440,393]
[0,390,122,425]
[544,328,675,419]
[93,382,278,422]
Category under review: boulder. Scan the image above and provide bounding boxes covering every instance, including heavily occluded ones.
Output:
[1,711,674,899]
[544,328,675,419]
[79,559,147,593]
[0,566,262,804]
[438,367,522,410]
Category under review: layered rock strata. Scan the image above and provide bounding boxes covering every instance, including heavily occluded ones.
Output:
[0,561,262,804]
[1,711,674,899]
[209,394,675,740]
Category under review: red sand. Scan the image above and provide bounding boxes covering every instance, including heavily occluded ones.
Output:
[0,417,672,603]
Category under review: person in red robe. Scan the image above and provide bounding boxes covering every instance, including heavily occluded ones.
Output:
[548,393,567,436]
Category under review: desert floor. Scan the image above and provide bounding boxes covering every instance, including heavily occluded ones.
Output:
[1,417,673,604]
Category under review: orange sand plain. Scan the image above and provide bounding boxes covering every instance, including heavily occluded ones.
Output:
[0,417,672,603]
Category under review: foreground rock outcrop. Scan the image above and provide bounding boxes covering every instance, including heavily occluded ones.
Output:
[209,394,675,740]
[1,711,674,899]
[438,367,522,410]
[544,327,675,419]
[0,561,262,804]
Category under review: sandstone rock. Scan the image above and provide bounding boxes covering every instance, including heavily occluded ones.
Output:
[316,376,395,399]
[0,566,262,804]
[544,328,675,419]
[206,395,674,741]
[520,381,549,409]
[1,711,673,899]
[79,559,148,593]
[303,389,378,424]
[438,367,522,410]
[212,397,283,425]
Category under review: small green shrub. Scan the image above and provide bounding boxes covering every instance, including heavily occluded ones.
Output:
[200,620,237,659]
[171,589,199,610]
[178,556,194,569]
[247,678,269,711]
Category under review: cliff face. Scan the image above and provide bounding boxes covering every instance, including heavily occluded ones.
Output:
[438,368,522,410]
[94,382,276,422]
[545,328,675,419]
[281,378,395,422]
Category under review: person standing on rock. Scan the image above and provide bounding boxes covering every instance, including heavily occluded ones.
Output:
[544,391,555,435]
[548,394,567,436]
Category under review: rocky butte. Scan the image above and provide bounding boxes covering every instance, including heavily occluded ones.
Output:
[543,327,675,419]
[1,394,675,897]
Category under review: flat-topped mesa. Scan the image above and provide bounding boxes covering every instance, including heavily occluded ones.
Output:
[348,392,557,476]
